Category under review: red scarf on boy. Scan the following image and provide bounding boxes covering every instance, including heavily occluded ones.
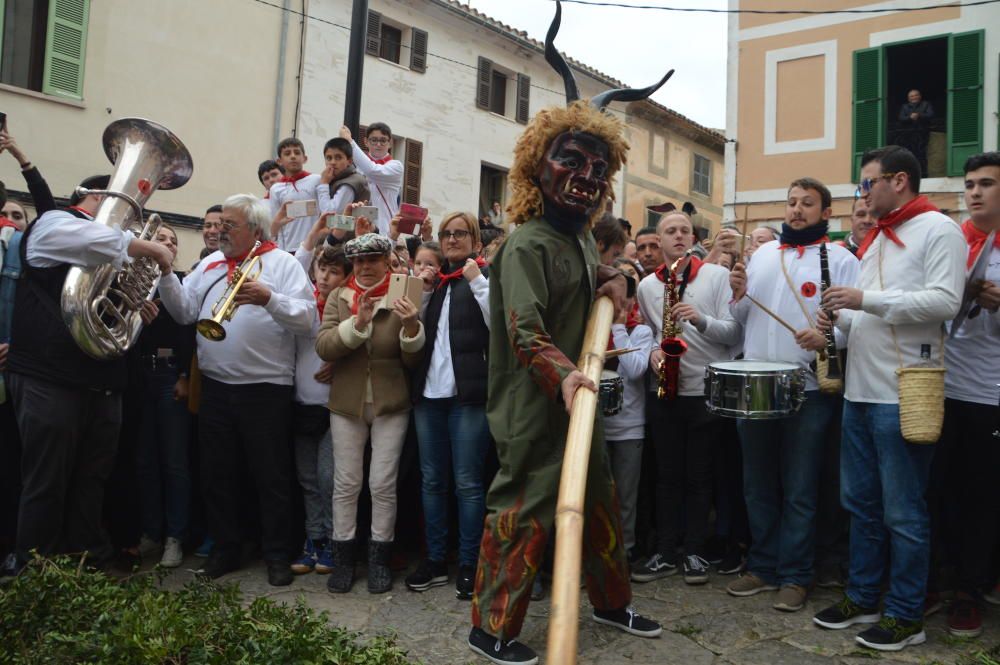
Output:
[961,219,1000,269]
[279,170,312,191]
[856,195,939,259]
[344,272,391,315]
[654,255,703,285]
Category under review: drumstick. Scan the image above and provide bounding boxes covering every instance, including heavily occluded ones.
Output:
[605,347,638,359]
[746,294,797,335]
[738,203,749,259]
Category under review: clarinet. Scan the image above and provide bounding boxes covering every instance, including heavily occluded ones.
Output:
[818,243,842,380]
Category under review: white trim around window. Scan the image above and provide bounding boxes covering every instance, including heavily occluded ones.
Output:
[764,40,838,155]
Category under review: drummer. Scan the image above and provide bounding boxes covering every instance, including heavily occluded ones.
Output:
[727,178,859,612]
[631,211,741,586]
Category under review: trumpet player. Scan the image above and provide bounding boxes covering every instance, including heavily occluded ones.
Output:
[157,193,315,587]
[632,211,740,586]
[4,174,175,577]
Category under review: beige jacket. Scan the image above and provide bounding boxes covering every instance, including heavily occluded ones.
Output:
[316,285,425,418]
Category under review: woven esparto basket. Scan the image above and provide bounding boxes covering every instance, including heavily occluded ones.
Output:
[815,353,844,395]
[896,366,945,444]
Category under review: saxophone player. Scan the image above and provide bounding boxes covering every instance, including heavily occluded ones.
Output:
[632,211,741,585]
[4,174,174,577]
[157,194,315,587]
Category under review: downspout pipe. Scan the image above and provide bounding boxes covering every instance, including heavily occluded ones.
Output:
[273,0,291,148]
[343,0,369,135]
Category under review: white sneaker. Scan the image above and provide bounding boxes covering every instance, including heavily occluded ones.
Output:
[138,535,161,557]
[160,537,183,568]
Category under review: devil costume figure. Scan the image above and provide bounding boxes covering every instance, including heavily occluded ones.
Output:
[468,4,672,663]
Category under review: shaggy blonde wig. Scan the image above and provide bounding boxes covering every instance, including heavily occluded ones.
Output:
[507,101,629,228]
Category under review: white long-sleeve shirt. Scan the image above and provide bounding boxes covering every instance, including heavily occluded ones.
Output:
[350,140,403,235]
[26,208,134,269]
[731,240,859,392]
[945,244,1000,406]
[604,323,654,441]
[317,182,356,215]
[638,262,743,396]
[268,174,324,251]
[421,275,490,399]
[158,247,315,386]
[295,309,329,406]
[836,210,966,404]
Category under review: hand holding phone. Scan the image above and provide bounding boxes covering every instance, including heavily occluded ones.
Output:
[397,203,427,236]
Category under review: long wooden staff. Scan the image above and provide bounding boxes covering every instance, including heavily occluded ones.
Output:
[547,295,615,665]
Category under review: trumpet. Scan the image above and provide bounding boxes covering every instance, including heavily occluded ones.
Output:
[196,241,263,341]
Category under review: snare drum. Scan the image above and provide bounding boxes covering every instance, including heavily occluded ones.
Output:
[704,360,805,419]
[598,370,624,417]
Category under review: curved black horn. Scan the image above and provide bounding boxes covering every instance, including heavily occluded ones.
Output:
[545,0,580,104]
[590,69,675,111]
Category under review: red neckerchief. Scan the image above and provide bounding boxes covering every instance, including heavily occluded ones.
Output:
[437,257,486,290]
[0,216,16,230]
[369,153,392,165]
[654,255,703,284]
[345,272,391,315]
[204,241,277,281]
[279,170,312,191]
[961,219,1000,269]
[68,206,94,218]
[779,235,830,258]
[314,286,327,319]
[607,302,643,351]
[857,195,939,259]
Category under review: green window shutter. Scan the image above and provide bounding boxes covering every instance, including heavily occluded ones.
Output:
[42,0,89,100]
[946,30,984,176]
[852,46,884,180]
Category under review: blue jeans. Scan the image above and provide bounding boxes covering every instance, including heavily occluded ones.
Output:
[842,400,935,622]
[136,366,192,541]
[413,398,490,567]
[737,391,835,586]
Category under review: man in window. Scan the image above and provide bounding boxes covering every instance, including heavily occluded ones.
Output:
[897,90,934,177]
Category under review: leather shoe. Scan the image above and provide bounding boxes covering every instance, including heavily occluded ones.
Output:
[266,559,293,587]
[197,550,240,579]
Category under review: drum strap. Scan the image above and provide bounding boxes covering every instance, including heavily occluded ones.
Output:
[778,252,816,328]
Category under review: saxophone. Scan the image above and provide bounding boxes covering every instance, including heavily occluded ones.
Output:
[656,250,692,400]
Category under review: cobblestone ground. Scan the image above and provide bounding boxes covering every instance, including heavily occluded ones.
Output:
[161,556,999,664]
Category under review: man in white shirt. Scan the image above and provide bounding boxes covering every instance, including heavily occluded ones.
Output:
[158,193,315,587]
[815,146,965,651]
[727,178,859,612]
[631,212,741,586]
[339,123,403,236]
[5,175,173,575]
[928,153,1000,638]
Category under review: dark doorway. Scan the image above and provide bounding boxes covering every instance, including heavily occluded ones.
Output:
[885,37,948,177]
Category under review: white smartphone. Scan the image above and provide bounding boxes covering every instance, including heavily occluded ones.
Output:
[286,199,317,218]
[326,214,355,231]
[353,205,379,223]
[387,274,422,306]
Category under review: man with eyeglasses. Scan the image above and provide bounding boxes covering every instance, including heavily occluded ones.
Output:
[339,123,403,236]
[837,198,873,257]
[815,145,965,652]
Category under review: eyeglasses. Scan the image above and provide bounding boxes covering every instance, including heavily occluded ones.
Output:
[856,172,899,196]
[221,221,247,232]
[366,137,390,145]
[439,229,471,241]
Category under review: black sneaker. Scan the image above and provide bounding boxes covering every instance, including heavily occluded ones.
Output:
[592,606,662,637]
[855,616,926,651]
[405,558,448,592]
[456,565,475,600]
[682,554,710,585]
[265,559,293,587]
[716,547,745,575]
[703,535,727,565]
[630,552,677,583]
[196,550,240,579]
[813,595,881,630]
[467,626,538,665]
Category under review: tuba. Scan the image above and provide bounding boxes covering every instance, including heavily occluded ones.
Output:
[61,118,193,360]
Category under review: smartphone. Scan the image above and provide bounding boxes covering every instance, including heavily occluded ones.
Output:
[0,112,7,133]
[286,199,317,218]
[325,214,355,231]
[353,205,379,224]
[398,203,427,235]
[387,274,423,306]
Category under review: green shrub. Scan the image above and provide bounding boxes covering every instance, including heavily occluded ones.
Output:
[0,556,418,664]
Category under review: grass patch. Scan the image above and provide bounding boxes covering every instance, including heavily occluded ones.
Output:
[672,622,703,638]
[0,555,418,664]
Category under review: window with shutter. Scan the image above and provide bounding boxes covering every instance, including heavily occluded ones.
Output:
[946,30,984,176]
[410,28,427,74]
[403,139,423,205]
[365,10,381,56]
[851,47,884,180]
[476,57,493,110]
[516,73,530,124]
[358,124,369,154]
[379,23,402,64]
[40,0,89,100]
[692,154,712,196]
